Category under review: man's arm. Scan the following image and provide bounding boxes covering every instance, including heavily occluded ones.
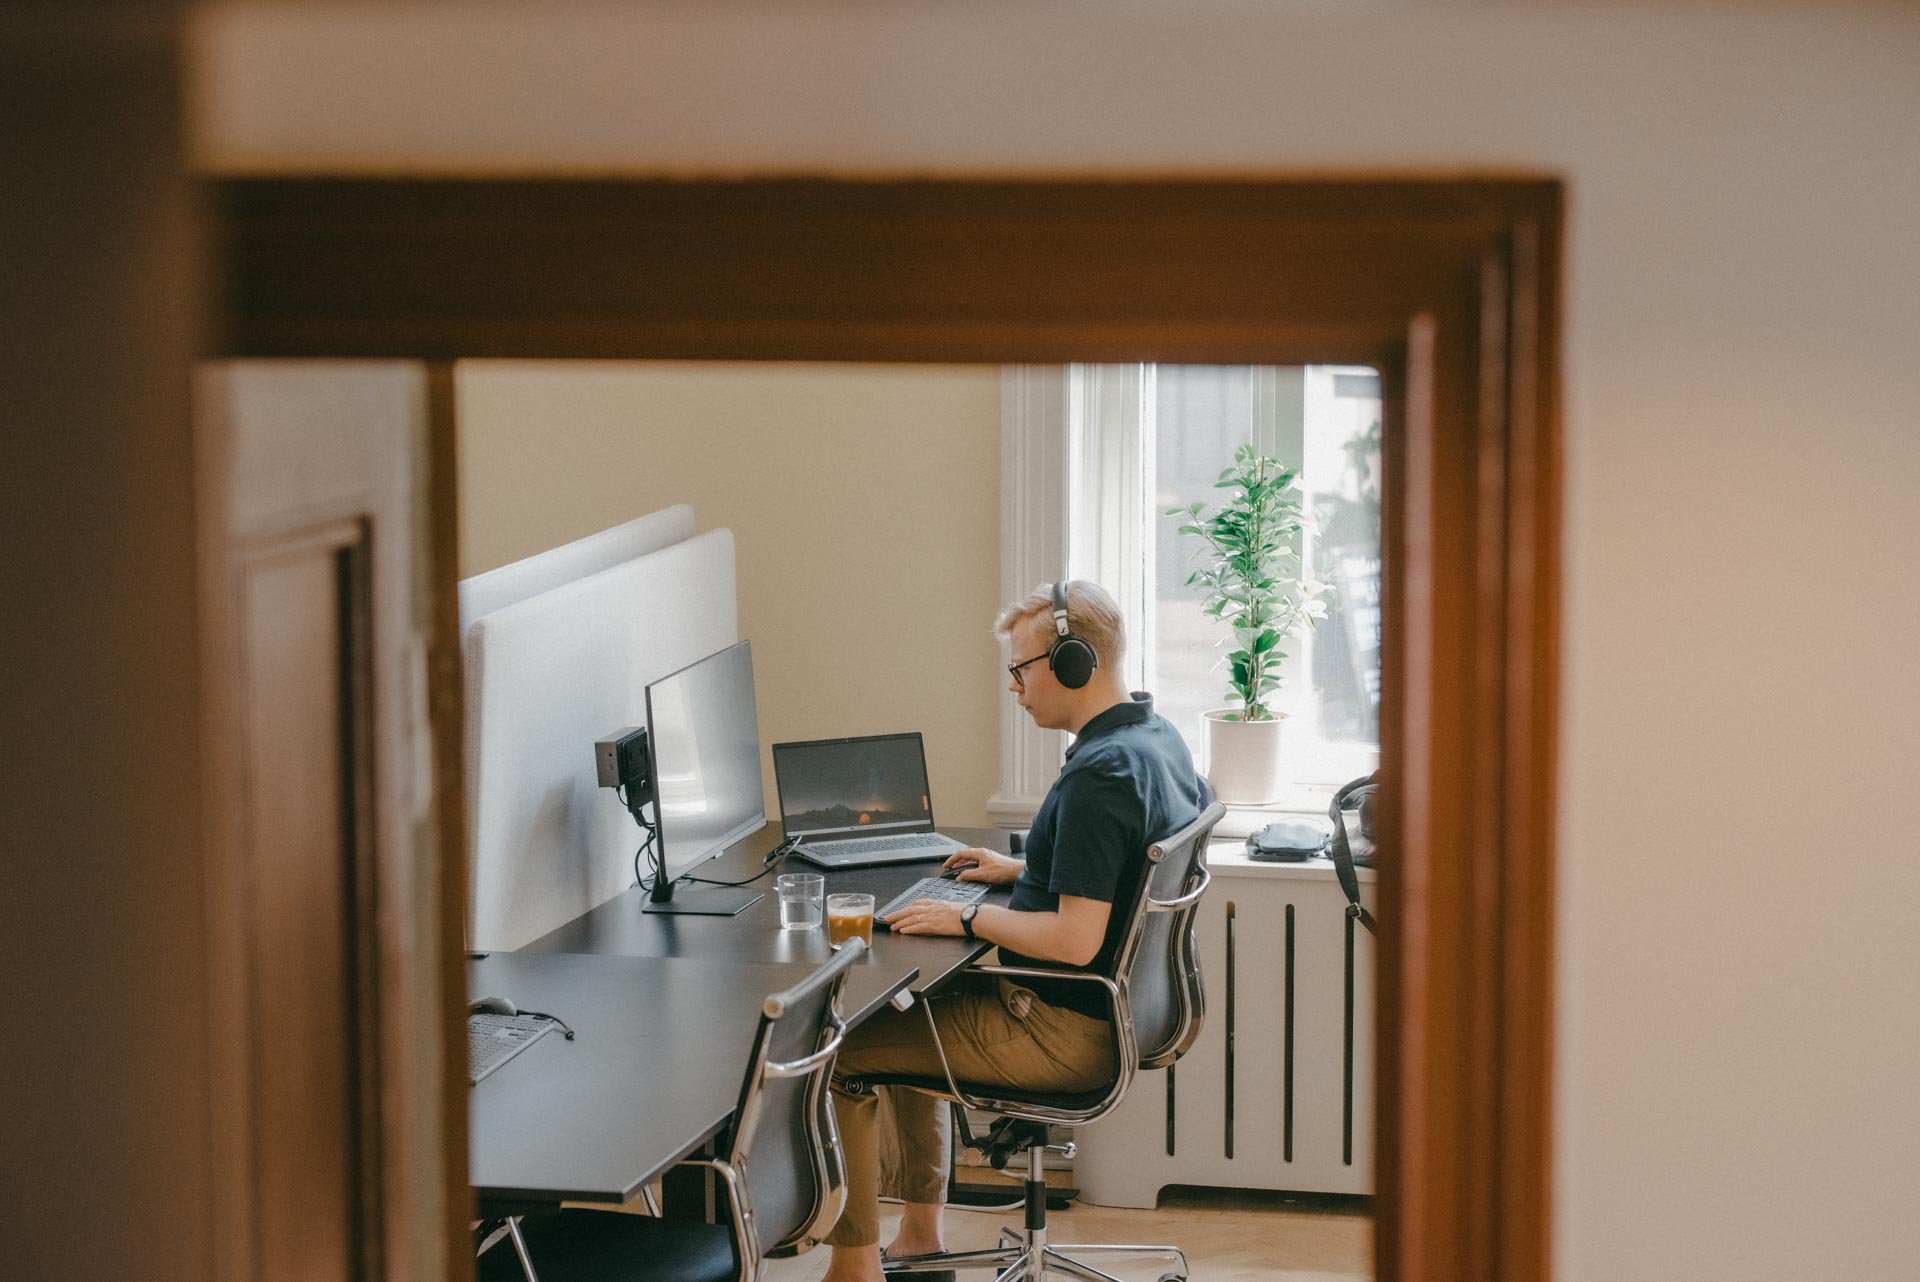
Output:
[976,895,1110,965]
[886,893,1110,966]
[894,768,1133,962]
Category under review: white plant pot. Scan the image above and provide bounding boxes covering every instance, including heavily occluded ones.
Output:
[1201,707,1288,804]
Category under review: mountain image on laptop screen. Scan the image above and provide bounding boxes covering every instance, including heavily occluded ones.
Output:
[776,735,935,835]
[786,801,931,833]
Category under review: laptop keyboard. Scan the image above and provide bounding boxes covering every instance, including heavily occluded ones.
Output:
[468,1014,552,1084]
[876,876,989,925]
[813,833,954,855]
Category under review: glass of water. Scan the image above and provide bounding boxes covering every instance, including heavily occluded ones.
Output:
[775,872,825,931]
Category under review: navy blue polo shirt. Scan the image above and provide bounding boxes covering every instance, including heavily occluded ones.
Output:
[998,693,1209,1019]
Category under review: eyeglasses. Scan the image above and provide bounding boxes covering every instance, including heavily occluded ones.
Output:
[1006,651,1050,690]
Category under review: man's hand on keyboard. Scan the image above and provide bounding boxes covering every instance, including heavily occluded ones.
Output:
[943,846,1022,885]
[886,897,966,937]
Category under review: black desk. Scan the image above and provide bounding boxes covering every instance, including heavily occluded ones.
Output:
[523,826,1015,994]
[472,825,1013,1211]
[468,951,918,1207]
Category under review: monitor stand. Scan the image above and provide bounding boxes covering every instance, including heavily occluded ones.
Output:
[642,885,764,916]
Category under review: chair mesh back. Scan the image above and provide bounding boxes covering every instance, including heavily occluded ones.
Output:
[1119,803,1222,1067]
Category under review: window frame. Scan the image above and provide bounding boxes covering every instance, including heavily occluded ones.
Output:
[992,362,1382,825]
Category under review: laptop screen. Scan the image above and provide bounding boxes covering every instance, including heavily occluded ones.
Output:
[773,734,935,839]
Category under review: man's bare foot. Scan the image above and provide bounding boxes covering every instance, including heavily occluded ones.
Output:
[887,1199,946,1260]
[883,1233,945,1260]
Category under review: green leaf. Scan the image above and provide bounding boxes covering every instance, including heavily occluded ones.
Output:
[1167,445,1338,676]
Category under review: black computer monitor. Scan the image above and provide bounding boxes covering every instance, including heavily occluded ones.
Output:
[641,639,767,915]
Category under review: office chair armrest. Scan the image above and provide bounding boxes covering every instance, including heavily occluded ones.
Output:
[962,963,1122,1001]
[673,1156,761,1268]
[1146,863,1211,911]
[906,965,1138,1122]
[764,1007,848,1080]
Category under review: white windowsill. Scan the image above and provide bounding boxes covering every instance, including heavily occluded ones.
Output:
[985,785,1343,838]
[1209,792,1339,840]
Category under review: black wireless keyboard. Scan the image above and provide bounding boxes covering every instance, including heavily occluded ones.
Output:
[875,876,988,925]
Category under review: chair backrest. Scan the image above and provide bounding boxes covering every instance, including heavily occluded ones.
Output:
[721,939,864,1260]
[1111,800,1225,1069]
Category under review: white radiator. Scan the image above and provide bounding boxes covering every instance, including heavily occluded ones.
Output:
[1075,846,1377,1208]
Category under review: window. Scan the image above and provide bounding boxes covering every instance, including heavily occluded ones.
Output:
[992,365,1380,823]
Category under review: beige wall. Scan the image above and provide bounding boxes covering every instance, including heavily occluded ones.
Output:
[194,3,1920,1277]
[457,361,1004,828]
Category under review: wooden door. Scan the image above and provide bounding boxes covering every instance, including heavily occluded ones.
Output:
[196,362,462,1282]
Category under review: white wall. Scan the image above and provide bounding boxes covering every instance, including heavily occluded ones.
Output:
[457,362,1004,829]
[192,4,1920,1278]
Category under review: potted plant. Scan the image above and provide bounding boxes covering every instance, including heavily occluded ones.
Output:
[1169,444,1333,803]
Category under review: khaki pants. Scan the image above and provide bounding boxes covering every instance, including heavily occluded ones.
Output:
[824,973,1117,1248]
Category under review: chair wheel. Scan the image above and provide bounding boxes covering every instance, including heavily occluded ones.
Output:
[1158,1274,1186,1282]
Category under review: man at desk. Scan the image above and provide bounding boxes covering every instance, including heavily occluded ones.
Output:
[819,580,1209,1282]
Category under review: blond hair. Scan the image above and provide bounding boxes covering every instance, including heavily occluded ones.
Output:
[993,579,1126,669]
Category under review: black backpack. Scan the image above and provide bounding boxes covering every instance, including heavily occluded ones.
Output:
[1328,774,1379,935]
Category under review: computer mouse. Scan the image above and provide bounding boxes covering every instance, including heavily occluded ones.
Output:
[470,995,519,1017]
[938,865,963,880]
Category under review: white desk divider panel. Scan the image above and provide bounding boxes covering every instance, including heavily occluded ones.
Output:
[465,529,738,952]
[457,504,695,636]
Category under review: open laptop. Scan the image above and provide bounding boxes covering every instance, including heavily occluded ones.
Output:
[773,733,970,869]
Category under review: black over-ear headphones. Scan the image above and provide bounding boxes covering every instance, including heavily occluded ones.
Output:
[1047,580,1099,690]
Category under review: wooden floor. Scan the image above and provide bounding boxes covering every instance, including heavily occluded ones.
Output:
[764,1189,1374,1281]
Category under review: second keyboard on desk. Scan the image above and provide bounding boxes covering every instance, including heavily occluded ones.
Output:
[874,876,989,926]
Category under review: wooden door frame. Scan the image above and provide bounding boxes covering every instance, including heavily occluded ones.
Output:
[211,176,1561,1282]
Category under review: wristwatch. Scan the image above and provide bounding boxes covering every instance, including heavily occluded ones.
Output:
[959,903,981,941]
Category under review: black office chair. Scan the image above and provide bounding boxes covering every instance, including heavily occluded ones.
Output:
[476,939,864,1282]
[848,801,1225,1282]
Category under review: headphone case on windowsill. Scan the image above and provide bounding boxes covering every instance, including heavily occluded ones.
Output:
[1244,818,1331,862]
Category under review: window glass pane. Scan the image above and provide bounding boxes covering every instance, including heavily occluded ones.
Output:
[1302,367,1382,758]
[1150,366,1265,755]
[1150,365,1380,791]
